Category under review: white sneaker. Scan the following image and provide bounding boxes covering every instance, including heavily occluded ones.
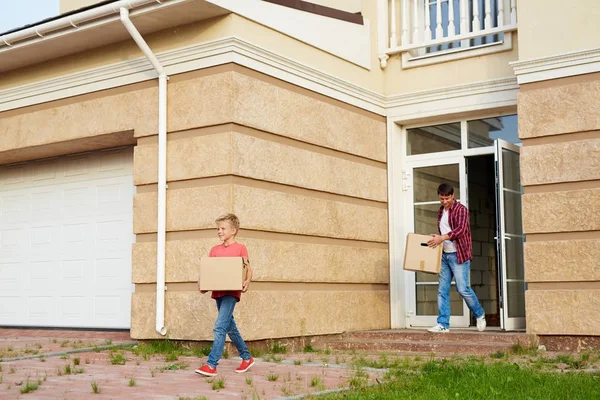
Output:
[427,324,449,333]
[477,315,487,332]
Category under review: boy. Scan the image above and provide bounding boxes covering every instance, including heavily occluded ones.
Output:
[195,213,254,376]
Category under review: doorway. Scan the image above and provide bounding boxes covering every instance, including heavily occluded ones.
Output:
[400,114,525,331]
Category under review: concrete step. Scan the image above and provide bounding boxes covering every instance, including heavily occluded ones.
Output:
[327,337,514,355]
[342,329,534,345]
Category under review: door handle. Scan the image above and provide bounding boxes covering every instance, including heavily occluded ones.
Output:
[494,236,512,240]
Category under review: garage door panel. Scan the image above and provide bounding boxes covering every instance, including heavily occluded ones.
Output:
[0,194,30,223]
[0,148,133,329]
[0,262,20,290]
[59,296,88,324]
[27,296,56,321]
[0,296,22,320]
[94,295,128,324]
[28,260,57,290]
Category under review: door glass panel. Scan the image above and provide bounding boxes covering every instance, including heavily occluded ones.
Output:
[407,123,461,155]
[417,285,463,316]
[468,115,519,148]
[502,149,521,190]
[505,238,524,281]
[507,281,526,318]
[503,191,523,235]
[413,165,460,202]
[414,204,440,236]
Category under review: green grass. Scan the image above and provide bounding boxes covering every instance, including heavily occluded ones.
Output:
[267,373,279,382]
[91,381,100,394]
[269,341,287,354]
[109,352,127,365]
[210,378,225,390]
[319,360,600,400]
[20,379,41,394]
[156,362,189,372]
[303,344,315,353]
[310,376,325,390]
[129,378,136,387]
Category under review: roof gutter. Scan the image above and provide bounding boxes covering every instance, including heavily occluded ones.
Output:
[0,0,181,50]
[119,7,169,336]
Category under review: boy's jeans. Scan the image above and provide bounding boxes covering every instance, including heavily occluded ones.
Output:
[207,295,251,368]
[437,252,485,329]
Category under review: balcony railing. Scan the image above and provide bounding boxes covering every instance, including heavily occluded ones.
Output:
[378,0,517,68]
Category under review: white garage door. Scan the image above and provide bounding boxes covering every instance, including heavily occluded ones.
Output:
[0,148,134,329]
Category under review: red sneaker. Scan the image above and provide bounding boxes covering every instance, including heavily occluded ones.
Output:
[194,364,217,377]
[235,357,255,373]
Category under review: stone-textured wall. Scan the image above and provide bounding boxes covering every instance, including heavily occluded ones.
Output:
[0,64,389,340]
[130,65,390,340]
[518,72,600,336]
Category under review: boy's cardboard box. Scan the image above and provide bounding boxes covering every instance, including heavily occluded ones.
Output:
[199,257,247,291]
[403,233,442,274]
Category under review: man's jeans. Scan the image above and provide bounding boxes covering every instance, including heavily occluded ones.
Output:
[207,295,251,368]
[437,252,485,329]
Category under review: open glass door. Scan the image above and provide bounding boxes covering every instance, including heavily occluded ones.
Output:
[495,139,526,330]
[405,158,470,328]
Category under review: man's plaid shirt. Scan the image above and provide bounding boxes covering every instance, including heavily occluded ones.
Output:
[437,200,472,264]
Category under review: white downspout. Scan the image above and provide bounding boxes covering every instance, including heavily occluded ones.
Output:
[120,7,168,336]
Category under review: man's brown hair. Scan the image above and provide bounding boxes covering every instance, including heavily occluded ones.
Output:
[215,213,240,231]
[437,183,454,196]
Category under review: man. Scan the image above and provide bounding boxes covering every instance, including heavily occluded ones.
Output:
[426,183,486,333]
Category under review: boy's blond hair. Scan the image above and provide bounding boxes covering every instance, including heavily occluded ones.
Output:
[215,213,240,232]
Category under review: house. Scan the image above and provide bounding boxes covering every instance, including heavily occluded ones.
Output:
[0,0,598,348]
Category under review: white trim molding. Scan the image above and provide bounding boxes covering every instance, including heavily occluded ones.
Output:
[510,47,600,85]
[0,37,386,115]
[0,38,520,119]
[387,76,519,123]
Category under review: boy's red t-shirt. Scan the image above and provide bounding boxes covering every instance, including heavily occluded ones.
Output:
[209,242,248,301]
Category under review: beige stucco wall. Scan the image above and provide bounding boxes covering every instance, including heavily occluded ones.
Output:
[518,0,600,60]
[0,64,389,340]
[130,65,389,340]
[60,0,99,13]
[383,33,519,95]
[519,73,600,335]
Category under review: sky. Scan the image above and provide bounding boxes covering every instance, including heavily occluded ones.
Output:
[0,0,60,34]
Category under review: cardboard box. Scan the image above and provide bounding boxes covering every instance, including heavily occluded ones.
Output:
[403,233,442,274]
[199,257,247,291]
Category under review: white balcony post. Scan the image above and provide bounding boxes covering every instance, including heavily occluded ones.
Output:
[377,0,390,68]
[498,0,505,26]
[448,0,456,37]
[412,0,421,43]
[435,0,443,38]
[472,0,481,32]
[459,0,468,34]
[510,0,517,24]
[390,0,398,47]
[401,0,409,45]
[424,0,432,41]
[484,0,492,29]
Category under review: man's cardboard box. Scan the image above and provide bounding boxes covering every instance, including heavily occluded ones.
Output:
[199,257,247,291]
[403,233,442,274]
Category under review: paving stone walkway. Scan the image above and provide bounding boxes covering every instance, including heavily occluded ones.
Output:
[0,329,384,400]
